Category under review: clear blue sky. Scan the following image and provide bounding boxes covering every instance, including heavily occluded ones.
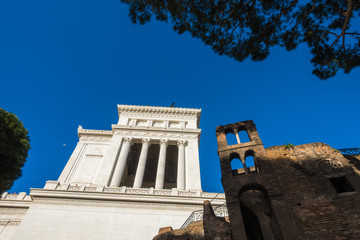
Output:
[1,0,359,194]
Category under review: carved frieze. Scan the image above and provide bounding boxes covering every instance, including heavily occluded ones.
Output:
[110,130,198,140]
[79,136,111,143]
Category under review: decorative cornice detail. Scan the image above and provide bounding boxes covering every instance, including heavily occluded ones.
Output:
[123,137,133,143]
[118,104,201,117]
[39,182,225,201]
[142,138,151,145]
[0,220,22,226]
[177,140,188,146]
[1,192,32,201]
[112,129,199,140]
[78,128,112,136]
[159,139,169,146]
[79,136,112,143]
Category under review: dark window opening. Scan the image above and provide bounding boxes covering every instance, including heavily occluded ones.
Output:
[239,186,283,240]
[330,176,355,193]
[142,144,160,188]
[122,143,142,187]
[241,205,265,240]
[164,145,178,189]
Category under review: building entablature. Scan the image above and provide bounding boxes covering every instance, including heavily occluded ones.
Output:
[117,104,201,117]
[0,192,32,208]
[117,104,201,129]
[37,181,225,206]
[112,125,200,141]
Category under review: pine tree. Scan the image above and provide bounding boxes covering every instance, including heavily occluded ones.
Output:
[121,0,360,79]
[0,108,30,193]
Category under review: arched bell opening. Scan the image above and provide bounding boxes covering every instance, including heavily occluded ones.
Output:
[245,150,257,173]
[225,127,238,145]
[230,153,246,176]
[238,126,251,143]
[239,184,282,240]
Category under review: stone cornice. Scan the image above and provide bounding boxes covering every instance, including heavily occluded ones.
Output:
[0,200,31,208]
[112,125,201,134]
[78,125,113,138]
[118,104,201,117]
[77,124,201,140]
[111,126,200,141]
[77,126,201,143]
[30,188,225,206]
[0,192,32,208]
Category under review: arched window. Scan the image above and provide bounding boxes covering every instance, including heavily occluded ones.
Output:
[245,150,256,172]
[238,128,251,143]
[230,153,245,176]
[239,184,282,240]
[225,128,238,145]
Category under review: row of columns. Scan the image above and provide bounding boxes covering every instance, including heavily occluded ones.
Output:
[109,137,187,190]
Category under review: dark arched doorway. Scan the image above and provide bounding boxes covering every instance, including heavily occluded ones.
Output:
[239,184,282,240]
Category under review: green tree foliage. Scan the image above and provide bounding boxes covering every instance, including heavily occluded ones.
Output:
[0,108,30,193]
[120,0,360,79]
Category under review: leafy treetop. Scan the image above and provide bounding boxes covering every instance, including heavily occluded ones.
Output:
[120,0,360,79]
[0,108,30,193]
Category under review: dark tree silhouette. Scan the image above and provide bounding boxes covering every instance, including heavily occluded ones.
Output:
[0,108,30,193]
[120,0,360,79]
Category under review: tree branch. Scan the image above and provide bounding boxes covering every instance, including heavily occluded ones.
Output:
[257,0,299,41]
[291,0,316,32]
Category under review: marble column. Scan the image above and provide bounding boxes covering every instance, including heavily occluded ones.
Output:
[177,140,187,190]
[155,139,168,189]
[110,137,132,187]
[133,138,151,188]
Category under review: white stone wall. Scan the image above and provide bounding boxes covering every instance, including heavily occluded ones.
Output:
[11,188,225,240]
[116,105,201,129]
[58,105,203,191]
[3,105,213,240]
[12,200,194,240]
[0,193,31,240]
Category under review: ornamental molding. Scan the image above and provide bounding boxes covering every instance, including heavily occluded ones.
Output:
[177,140,188,146]
[112,129,199,140]
[79,136,112,143]
[123,137,133,143]
[0,208,29,215]
[78,126,112,136]
[1,192,32,201]
[34,184,225,206]
[112,125,201,134]
[123,112,198,120]
[118,104,201,118]
[142,138,151,145]
[0,220,22,226]
[31,196,206,210]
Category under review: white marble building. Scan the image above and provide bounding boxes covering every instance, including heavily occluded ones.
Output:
[0,105,225,240]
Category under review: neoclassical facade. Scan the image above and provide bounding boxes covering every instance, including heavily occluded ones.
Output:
[0,105,225,240]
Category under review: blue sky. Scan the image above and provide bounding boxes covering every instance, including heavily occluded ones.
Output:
[1,0,359,194]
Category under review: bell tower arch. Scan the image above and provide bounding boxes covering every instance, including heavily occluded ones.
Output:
[216,120,298,240]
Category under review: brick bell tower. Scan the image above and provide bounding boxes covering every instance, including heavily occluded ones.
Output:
[216,120,298,240]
